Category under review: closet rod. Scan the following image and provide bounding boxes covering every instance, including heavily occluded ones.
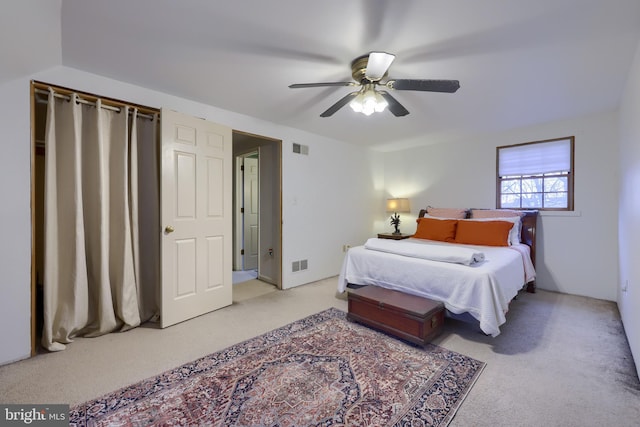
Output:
[32,83,158,120]
[34,88,155,120]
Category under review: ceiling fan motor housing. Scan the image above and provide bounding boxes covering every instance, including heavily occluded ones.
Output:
[351,54,387,83]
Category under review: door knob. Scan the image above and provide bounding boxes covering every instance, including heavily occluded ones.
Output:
[165,225,175,233]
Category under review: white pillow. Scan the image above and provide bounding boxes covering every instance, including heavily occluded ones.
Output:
[421,213,460,220]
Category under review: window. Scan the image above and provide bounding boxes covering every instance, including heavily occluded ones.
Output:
[497,136,574,211]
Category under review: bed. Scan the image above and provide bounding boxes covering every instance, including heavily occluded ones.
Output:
[338,208,538,337]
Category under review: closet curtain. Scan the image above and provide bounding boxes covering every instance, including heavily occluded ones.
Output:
[42,89,159,351]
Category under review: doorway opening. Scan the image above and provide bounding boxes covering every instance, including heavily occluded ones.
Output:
[232,131,282,289]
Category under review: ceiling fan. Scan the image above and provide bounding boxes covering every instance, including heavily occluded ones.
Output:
[289,51,460,117]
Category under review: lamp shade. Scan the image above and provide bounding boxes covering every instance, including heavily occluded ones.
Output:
[386,198,410,213]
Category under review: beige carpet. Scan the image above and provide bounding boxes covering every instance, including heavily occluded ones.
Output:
[0,277,638,426]
[232,278,278,302]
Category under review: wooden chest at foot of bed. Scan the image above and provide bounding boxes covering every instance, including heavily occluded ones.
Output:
[347,286,445,346]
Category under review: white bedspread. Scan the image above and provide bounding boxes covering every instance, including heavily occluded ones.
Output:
[338,238,536,337]
[364,237,485,265]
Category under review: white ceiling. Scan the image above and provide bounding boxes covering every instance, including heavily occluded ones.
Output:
[11,1,640,150]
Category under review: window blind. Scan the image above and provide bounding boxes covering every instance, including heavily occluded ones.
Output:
[498,138,572,176]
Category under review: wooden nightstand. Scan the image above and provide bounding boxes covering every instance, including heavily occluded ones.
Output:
[377,233,411,240]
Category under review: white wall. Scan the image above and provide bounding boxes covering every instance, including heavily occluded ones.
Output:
[0,0,61,83]
[0,67,377,365]
[0,0,62,367]
[381,110,620,301]
[618,38,640,379]
[0,78,33,367]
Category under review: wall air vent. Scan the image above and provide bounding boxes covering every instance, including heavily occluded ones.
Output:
[292,259,308,272]
[292,143,309,155]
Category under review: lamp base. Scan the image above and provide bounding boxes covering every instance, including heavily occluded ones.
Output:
[390,212,401,235]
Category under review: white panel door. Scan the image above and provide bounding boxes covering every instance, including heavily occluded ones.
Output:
[243,156,259,270]
[160,109,232,328]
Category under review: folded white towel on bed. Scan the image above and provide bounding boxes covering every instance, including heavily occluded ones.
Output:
[364,238,485,266]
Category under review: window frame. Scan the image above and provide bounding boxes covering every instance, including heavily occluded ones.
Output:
[496,136,575,211]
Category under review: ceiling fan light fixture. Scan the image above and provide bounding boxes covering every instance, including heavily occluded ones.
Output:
[362,105,375,116]
[350,86,387,116]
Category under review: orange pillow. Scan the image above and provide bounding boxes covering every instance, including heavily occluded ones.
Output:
[413,218,457,242]
[454,220,513,246]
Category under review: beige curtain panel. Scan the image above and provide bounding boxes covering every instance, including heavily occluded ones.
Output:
[42,89,159,351]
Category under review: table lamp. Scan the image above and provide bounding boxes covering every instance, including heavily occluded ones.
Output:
[386,198,411,234]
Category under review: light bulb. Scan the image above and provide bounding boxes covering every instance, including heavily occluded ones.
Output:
[349,92,365,112]
[374,91,388,112]
[350,86,387,115]
[362,90,377,115]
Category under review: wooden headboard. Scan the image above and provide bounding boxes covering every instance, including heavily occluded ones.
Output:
[418,208,539,292]
[519,210,538,266]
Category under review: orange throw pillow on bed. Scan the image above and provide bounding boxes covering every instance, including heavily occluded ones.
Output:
[454,220,513,246]
[413,218,457,242]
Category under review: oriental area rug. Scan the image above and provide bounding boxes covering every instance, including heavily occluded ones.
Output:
[70,308,485,426]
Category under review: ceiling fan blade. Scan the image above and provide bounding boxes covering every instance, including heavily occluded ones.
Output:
[320,92,359,117]
[289,82,355,88]
[365,52,395,81]
[387,79,460,93]
[378,91,410,117]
